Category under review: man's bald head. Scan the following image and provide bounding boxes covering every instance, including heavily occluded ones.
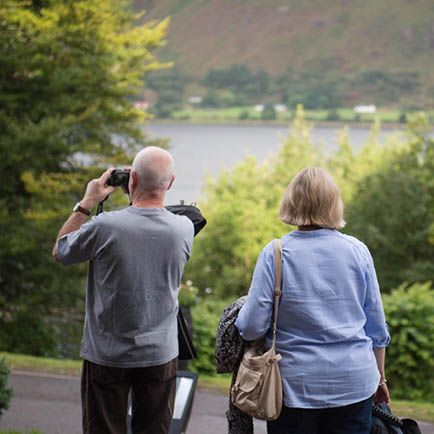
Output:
[131,146,175,193]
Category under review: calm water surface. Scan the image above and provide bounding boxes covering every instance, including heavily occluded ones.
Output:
[146,123,393,204]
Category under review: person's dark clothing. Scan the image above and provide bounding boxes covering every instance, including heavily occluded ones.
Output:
[215,296,253,434]
[267,396,373,434]
[81,358,177,434]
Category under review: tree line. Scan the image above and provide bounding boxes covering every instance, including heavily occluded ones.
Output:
[146,63,424,118]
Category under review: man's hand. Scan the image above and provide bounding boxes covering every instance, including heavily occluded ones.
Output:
[81,168,116,210]
[52,168,116,261]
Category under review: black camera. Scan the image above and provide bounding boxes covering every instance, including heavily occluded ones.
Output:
[107,169,130,189]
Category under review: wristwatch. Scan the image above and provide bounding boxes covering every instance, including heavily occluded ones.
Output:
[73,202,91,216]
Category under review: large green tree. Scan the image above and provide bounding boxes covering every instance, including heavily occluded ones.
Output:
[345,113,434,290]
[0,0,168,355]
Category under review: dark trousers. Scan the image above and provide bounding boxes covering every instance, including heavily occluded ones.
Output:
[81,358,177,434]
[267,396,373,434]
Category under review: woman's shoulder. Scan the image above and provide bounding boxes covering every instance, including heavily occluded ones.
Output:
[259,239,277,261]
[334,231,365,247]
[333,232,372,263]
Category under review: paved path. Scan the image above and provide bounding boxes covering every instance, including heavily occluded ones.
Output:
[0,371,266,434]
[1,371,432,434]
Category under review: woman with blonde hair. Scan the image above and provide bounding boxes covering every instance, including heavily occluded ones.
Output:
[236,167,390,434]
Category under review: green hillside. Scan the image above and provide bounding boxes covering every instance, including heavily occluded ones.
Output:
[137,0,434,108]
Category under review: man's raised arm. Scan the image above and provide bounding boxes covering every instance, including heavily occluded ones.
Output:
[52,168,115,260]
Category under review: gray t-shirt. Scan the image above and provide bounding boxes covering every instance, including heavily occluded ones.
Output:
[56,206,194,368]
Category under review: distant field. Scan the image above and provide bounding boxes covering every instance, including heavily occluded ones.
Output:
[170,106,413,125]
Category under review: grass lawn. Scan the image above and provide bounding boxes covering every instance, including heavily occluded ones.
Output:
[0,431,42,434]
[0,352,82,377]
[169,106,415,125]
[200,375,434,423]
[1,352,433,423]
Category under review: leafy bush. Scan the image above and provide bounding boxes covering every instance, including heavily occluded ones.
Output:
[0,358,12,419]
[238,109,250,120]
[345,113,434,290]
[203,64,270,102]
[0,313,58,357]
[189,298,229,375]
[146,67,186,117]
[326,109,340,121]
[179,280,199,308]
[383,282,434,401]
[261,104,277,121]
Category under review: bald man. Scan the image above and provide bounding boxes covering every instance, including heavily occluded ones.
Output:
[53,147,194,434]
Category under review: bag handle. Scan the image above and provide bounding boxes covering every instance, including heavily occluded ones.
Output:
[271,238,283,349]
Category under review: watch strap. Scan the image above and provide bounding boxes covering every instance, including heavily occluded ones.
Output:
[73,202,91,216]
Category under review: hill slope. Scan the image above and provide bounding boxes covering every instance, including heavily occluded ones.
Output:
[137,0,434,107]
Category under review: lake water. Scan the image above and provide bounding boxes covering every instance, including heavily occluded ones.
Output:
[146,123,394,204]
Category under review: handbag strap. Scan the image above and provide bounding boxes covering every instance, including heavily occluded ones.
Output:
[271,238,283,349]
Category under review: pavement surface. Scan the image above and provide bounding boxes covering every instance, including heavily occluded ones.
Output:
[0,371,267,434]
[1,371,432,434]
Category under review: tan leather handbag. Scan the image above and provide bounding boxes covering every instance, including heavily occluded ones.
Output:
[231,239,283,421]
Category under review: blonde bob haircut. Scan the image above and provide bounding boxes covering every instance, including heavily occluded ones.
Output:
[280,167,346,229]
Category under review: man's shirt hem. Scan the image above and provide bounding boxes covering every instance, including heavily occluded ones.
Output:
[81,351,179,368]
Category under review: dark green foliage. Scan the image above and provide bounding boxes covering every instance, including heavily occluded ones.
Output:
[203,64,270,105]
[204,64,269,96]
[351,70,421,105]
[276,64,343,109]
[345,114,434,290]
[0,313,58,357]
[261,104,276,121]
[201,90,223,108]
[0,358,12,419]
[147,59,425,112]
[326,109,340,121]
[238,109,250,120]
[189,299,229,375]
[383,282,434,401]
[147,67,186,118]
[196,64,422,110]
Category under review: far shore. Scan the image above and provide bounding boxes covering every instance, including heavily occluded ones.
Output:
[147,118,406,130]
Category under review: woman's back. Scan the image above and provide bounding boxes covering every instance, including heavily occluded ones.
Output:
[277,229,388,407]
[236,229,389,408]
[281,229,373,347]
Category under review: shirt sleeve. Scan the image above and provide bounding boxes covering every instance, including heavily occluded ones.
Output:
[235,243,275,341]
[183,217,195,260]
[56,217,101,266]
[362,245,391,348]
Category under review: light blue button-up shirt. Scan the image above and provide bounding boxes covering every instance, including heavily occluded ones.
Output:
[235,229,390,409]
